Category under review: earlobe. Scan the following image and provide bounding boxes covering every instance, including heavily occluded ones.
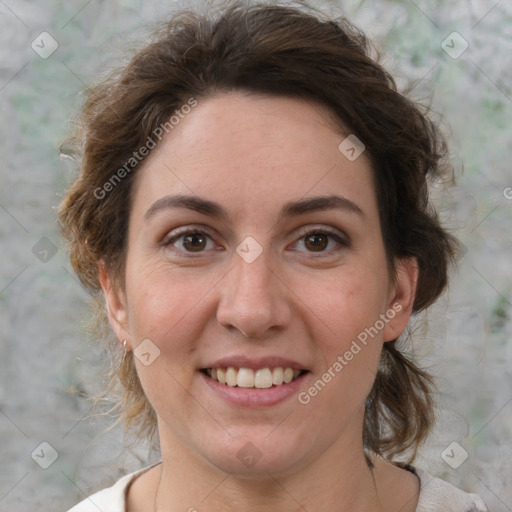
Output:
[98,263,131,348]
[383,257,419,342]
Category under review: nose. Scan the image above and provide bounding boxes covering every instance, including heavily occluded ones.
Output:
[216,247,292,339]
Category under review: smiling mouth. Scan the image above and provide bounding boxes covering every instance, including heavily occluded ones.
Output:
[201,367,308,389]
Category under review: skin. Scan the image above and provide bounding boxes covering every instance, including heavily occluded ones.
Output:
[100,90,420,511]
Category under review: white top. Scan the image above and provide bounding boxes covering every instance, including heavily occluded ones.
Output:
[66,463,488,512]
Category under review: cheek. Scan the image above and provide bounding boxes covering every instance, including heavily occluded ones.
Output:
[298,261,388,402]
[299,270,385,417]
[303,263,389,339]
[125,265,216,419]
[124,260,217,352]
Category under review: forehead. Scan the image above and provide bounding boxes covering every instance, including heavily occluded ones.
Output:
[131,91,377,223]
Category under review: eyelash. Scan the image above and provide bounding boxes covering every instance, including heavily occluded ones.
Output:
[162,226,349,257]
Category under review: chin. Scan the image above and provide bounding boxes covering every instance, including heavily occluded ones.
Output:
[201,432,309,477]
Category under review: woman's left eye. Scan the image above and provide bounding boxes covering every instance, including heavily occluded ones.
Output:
[291,229,348,254]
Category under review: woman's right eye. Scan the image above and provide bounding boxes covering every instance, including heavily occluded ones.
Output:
[164,229,217,255]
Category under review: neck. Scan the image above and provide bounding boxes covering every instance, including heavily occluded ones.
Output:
[153,433,384,512]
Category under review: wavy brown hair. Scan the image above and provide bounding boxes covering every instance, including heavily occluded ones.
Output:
[58,1,459,463]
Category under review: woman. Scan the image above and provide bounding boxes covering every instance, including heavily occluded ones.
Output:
[59,2,488,511]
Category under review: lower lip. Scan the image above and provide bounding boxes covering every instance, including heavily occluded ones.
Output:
[200,371,309,408]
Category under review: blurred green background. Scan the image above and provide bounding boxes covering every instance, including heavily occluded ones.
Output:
[0,1,510,510]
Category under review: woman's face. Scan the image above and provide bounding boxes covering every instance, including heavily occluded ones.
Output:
[102,91,416,476]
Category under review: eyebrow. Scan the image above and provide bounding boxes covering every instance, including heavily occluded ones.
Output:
[144,194,365,221]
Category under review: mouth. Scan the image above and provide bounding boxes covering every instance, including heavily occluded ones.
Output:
[200,367,309,389]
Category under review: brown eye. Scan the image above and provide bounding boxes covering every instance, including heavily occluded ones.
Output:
[182,232,207,252]
[291,228,348,255]
[304,233,329,252]
[164,229,215,255]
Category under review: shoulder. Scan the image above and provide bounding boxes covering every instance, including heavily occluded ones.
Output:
[64,464,158,512]
[405,465,489,512]
[64,461,488,512]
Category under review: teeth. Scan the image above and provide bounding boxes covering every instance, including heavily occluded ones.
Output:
[272,367,284,385]
[226,367,237,387]
[237,368,255,388]
[205,366,303,388]
[217,367,226,384]
[255,368,273,388]
[283,368,294,383]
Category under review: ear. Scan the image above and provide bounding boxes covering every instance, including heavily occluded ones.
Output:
[98,263,131,349]
[382,257,418,342]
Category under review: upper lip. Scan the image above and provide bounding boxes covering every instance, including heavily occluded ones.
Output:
[202,356,309,371]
